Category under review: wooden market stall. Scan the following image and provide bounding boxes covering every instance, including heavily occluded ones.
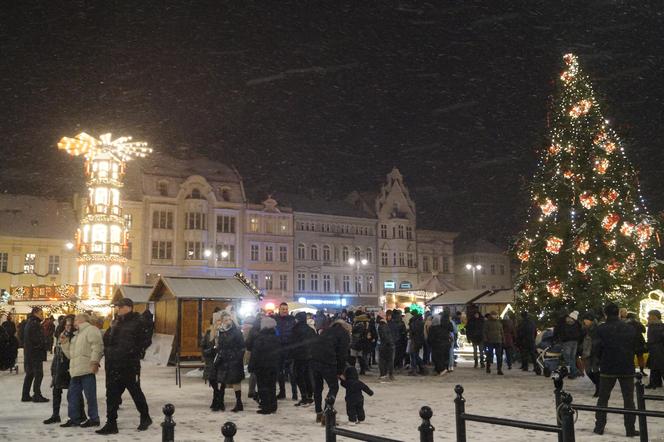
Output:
[426,288,515,317]
[148,274,260,386]
[111,285,153,313]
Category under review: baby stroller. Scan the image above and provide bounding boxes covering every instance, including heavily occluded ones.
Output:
[535,327,561,377]
[0,326,19,374]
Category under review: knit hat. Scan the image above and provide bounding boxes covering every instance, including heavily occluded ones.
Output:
[568,311,579,321]
[261,316,277,330]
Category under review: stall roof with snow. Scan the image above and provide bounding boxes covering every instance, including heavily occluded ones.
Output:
[473,289,515,304]
[149,276,260,301]
[425,289,491,306]
[112,285,153,305]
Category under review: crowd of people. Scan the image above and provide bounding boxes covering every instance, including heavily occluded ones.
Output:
[1,298,663,436]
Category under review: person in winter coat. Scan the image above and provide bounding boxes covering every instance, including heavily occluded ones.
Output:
[350,314,370,374]
[44,315,87,425]
[340,366,374,424]
[466,311,485,368]
[422,312,432,365]
[408,312,426,375]
[274,303,297,400]
[211,311,245,412]
[482,311,504,375]
[553,310,583,378]
[248,316,281,414]
[310,319,350,424]
[376,315,394,380]
[592,303,638,437]
[388,310,408,370]
[244,313,263,400]
[42,316,56,354]
[59,313,103,428]
[2,313,16,338]
[21,307,49,402]
[428,313,453,375]
[580,312,600,397]
[516,311,538,373]
[645,310,664,389]
[625,312,647,377]
[201,318,216,387]
[97,298,152,435]
[291,311,316,406]
[501,314,516,370]
[367,314,378,367]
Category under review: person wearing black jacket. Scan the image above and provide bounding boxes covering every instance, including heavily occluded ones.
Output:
[97,298,152,435]
[274,303,297,400]
[592,303,639,437]
[43,315,86,424]
[388,310,407,370]
[340,366,374,423]
[429,313,453,375]
[645,310,664,389]
[310,318,350,424]
[291,312,316,406]
[465,311,484,368]
[516,311,539,373]
[553,311,582,379]
[408,312,425,375]
[625,312,647,376]
[377,315,394,380]
[21,307,49,402]
[212,311,245,412]
[248,316,281,414]
[244,313,263,400]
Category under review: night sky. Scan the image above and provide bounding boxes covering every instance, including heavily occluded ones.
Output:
[2,1,663,246]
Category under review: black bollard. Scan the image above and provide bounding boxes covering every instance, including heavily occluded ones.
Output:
[161,403,176,442]
[634,373,648,442]
[552,366,568,409]
[558,392,575,442]
[324,395,337,442]
[221,422,237,442]
[418,406,435,442]
[454,385,466,442]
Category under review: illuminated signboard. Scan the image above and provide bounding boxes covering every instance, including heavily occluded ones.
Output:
[400,281,413,289]
[384,280,396,289]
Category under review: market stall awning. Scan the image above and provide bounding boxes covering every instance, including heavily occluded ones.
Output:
[112,285,153,305]
[149,276,261,302]
[426,289,491,306]
[416,274,461,293]
[473,289,515,304]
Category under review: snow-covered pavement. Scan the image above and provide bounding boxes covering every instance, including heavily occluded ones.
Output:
[1,354,662,441]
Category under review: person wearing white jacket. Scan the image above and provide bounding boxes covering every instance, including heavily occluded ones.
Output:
[59,313,103,428]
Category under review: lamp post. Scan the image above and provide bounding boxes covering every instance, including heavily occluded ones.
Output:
[465,263,482,289]
[348,257,368,295]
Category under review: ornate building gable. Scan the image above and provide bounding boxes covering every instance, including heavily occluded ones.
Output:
[375,168,416,222]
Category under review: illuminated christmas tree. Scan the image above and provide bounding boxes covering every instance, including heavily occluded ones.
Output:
[515,53,659,322]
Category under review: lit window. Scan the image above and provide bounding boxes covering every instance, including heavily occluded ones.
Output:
[184,241,204,260]
[24,253,36,274]
[250,217,259,232]
[265,273,273,290]
[48,256,60,275]
[0,252,8,272]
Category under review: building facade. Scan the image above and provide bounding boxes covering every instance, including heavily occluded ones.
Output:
[454,239,512,290]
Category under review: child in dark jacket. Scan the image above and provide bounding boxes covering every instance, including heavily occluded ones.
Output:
[340,366,374,423]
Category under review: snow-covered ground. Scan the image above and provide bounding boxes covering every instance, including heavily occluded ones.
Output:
[1,352,662,441]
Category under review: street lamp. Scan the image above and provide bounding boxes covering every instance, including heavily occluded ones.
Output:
[465,263,482,289]
[348,257,368,294]
[204,249,212,258]
[65,241,74,250]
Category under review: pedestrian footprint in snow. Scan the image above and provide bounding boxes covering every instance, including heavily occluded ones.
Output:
[339,366,373,424]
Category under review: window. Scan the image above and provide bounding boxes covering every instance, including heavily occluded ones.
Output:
[265,273,273,290]
[250,244,259,261]
[125,242,133,260]
[297,244,306,260]
[48,255,60,275]
[323,245,331,262]
[422,256,429,272]
[443,257,450,273]
[265,245,273,262]
[398,252,405,267]
[217,215,236,233]
[367,276,374,293]
[491,264,496,275]
[279,274,288,291]
[297,273,306,291]
[152,241,173,259]
[323,274,331,292]
[355,275,363,293]
[185,212,206,230]
[380,224,387,238]
[184,241,204,260]
[393,252,397,266]
[354,247,361,260]
[407,253,414,268]
[482,265,486,275]
[249,217,259,232]
[500,265,505,275]
[265,219,275,234]
[432,257,439,271]
[397,225,404,239]
[366,248,373,263]
[311,245,319,261]
[187,188,203,199]
[406,226,413,240]
[342,246,349,262]
[124,214,133,230]
[310,274,319,291]
[381,252,388,266]
[279,246,288,263]
[250,273,259,287]
[343,275,351,293]
[215,244,235,263]
[0,252,7,272]
[153,211,174,229]
[24,253,36,274]
[157,181,168,196]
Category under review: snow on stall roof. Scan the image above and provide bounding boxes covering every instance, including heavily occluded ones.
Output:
[426,289,490,305]
[112,285,153,304]
[150,276,259,301]
[473,288,516,304]
[416,274,461,293]
[0,194,77,240]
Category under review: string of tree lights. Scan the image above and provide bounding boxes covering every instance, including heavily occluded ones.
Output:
[514,53,660,323]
